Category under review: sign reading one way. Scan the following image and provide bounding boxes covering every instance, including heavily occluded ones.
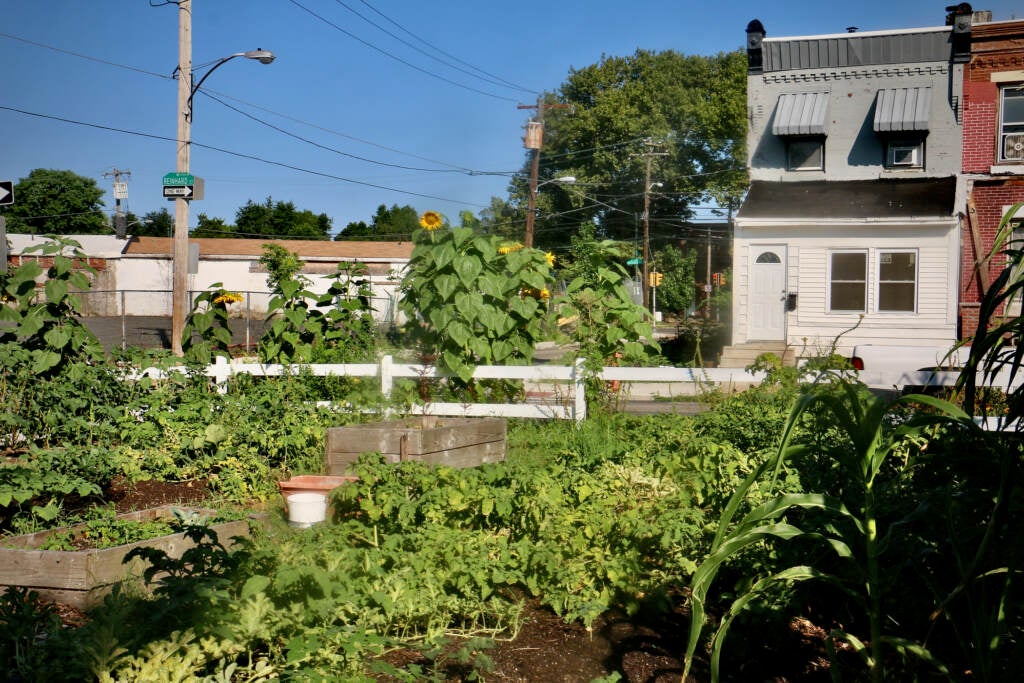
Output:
[162,172,204,200]
[0,180,13,206]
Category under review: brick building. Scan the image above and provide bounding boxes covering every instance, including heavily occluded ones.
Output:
[960,14,1024,337]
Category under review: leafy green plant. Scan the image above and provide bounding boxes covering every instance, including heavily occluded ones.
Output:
[181,283,242,363]
[683,381,980,682]
[399,212,554,386]
[0,587,62,680]
[553,237,659,406]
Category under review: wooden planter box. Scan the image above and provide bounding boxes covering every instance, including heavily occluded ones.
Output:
[326,417,506,473]
[0,506,251,608]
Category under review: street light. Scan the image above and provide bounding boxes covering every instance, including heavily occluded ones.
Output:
[170,6,274,356]
[524,176,575,248]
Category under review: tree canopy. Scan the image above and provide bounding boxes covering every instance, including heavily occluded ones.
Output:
[336,204,419,241]
[191,197,332,239]
[511,49,747,251]
[0,169,108,234]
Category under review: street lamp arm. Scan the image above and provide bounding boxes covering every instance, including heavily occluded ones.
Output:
[185,49,275,121]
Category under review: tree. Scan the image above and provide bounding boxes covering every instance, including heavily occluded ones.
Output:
[336,204,419,241]
[191,197,331,240]
[0,169,107,234]
[653,244,698,313]
[515,50,747,250]
[192,213,235,238]
[122,208,174,237]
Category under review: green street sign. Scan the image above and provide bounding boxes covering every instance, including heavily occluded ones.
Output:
[626,258,643,266]
[163,172,195,186]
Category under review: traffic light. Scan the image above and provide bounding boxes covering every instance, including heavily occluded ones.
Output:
[649,271,663,287]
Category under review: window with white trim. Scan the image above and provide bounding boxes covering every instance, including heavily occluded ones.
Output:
[877,250,917,312]
[885,140,924,169]
[829,251,866,312]
[999,85,1024,162]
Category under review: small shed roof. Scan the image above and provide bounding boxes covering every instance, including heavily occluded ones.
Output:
[737,178,957,221]
[123,237,413,261]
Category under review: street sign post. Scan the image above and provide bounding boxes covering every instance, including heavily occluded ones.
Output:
[0,180,13,206]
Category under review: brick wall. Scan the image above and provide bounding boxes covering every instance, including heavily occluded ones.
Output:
[962,80,997,173]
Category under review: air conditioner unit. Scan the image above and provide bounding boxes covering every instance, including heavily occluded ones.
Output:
[1003,133,1024,161]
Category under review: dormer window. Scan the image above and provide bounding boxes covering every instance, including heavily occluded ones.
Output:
[773,92,829,172]
[999,86,1024,163]
[874,87,930,171]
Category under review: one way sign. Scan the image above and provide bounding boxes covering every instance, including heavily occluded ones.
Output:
[0,180,13,206]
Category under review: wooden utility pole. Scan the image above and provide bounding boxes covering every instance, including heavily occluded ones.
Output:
[639,138,667,310]
[172,0,192,357]
[103,168,131,238]
[517,97,569,248]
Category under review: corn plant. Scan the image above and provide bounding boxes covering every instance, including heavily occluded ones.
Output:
[683,380,980,682]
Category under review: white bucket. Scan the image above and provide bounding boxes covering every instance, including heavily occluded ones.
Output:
[287,492,327,528]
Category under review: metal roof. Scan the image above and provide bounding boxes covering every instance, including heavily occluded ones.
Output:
[874,87,932,132]
[763,28,951,72]
[736,178,956,221]
[772,92,830,136]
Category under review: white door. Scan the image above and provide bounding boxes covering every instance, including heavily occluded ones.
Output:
[748,247,786,340]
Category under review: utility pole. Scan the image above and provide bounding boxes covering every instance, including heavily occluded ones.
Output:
[639,138,667,310]
[517,97,569,248]
[103,168,131,238]
[172,0,192,357]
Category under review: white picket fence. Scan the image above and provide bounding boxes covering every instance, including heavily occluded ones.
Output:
[130,356,1023,423]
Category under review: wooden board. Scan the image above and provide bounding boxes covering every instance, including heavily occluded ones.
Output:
[326,417,506,473]
[0,506,251,608]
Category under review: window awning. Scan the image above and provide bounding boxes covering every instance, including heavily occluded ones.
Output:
[772,92,830,136]
[873,87,931,132]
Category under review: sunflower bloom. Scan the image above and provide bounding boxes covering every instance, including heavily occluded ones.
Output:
[539,288,550,300]
[419,211,444,231]
[544,251,556,267]
[213,291,243,305]
[499,242,524,255]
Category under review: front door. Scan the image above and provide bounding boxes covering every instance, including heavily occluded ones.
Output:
[748,247,786,340]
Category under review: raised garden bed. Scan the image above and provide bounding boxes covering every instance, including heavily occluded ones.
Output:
[0,505,251,608]
[326,417,506,473]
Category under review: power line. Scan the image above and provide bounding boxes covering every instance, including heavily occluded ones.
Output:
[285,0,519,102]
[0,105,487,208]
[333,0,537,95]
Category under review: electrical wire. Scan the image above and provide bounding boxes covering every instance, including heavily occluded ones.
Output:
[0,105,487,208]
[285,0,519,102]
[332,0,537,95]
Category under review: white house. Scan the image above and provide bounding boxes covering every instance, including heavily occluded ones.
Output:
[727,13,967,363]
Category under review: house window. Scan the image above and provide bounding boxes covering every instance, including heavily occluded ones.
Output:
[829,251,866,312]
[788,138,824,171]
[877,250,917,312]
[886,140,924,169]
[1000,86,1024,162]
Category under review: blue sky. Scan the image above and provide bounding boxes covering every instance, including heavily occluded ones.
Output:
[2,1,1020,237]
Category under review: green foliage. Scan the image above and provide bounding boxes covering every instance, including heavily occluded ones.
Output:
[181,283,242,363]
[257,245,378,364]
[192,196,332,239]
[0,587,62,679]
[0,168,107,234]
[337,203,420,241]
[553,237,659,403]
[523,50,747,249]
[653,244,697,313]
[399,216,554,384]
[683,381,985,682]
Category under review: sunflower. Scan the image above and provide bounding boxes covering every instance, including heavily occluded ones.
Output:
[419,211,444,231]
[498,241,524,255]
[213,291,244,305]
[544,251,556,267]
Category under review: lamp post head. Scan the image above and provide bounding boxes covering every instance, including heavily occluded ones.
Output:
[243,49,275,65]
